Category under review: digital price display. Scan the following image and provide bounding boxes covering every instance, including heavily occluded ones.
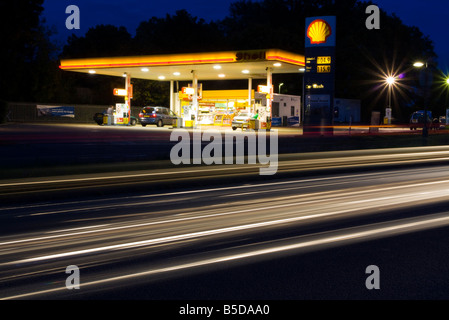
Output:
[317,65,331,73]
[317,56,332,64]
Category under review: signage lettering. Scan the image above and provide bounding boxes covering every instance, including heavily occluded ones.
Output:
[236,51,266,62]
[182,87,195,95]
[257,85,273,94]
[113,89,127,96]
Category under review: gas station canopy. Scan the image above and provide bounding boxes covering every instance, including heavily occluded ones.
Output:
[59,49,305,81]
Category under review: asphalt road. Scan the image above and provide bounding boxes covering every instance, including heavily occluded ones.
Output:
[1,164,449,301]
[2,123,449,306]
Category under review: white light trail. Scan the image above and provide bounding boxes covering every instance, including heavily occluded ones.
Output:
[4,211,449,300]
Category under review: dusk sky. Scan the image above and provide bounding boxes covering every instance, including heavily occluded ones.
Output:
[43,0,449,70]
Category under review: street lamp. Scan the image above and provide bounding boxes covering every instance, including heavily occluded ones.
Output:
[413,62,425,68]
[386,77,395,105]
[385,76,396,124]
[279,83,284,94]
[386,76,396,85]
[413,60,431,137]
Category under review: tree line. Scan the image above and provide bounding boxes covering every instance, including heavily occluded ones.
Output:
[2,0,447,122]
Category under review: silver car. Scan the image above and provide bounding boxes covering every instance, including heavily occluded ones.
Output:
[232,112,254,131]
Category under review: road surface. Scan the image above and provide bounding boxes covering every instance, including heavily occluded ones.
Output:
[1,161,449,300]
[2,123,449,304]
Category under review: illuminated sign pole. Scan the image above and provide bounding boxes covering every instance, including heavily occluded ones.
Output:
[113,75,132,125]
[258,84,274,129]
[192,70,199,128]
[125,73,132,125]
[303,16,337,136]
[266,67,273,125]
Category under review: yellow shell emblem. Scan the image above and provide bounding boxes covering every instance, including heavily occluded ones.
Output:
[307,19,332,44]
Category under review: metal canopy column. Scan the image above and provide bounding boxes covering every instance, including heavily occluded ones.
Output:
[248,77,253,112]
[125,73,132,124]
[267,67,273,120]
[192,70,199,128]
[170,80,174,112]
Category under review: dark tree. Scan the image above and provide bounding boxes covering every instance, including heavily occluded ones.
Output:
[59,25,133,104]
[0,0,57,102]
[62,25,132,58]
[132,10,225,54]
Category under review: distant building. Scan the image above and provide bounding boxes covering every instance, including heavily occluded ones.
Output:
[333,98,361,123]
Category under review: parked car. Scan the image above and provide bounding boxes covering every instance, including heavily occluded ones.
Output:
[232,112,254,131]
[409,111,432,130]
[439,116,447,129]
[432,118,440,130]
[93,113,104,125]
[138,106,178,127]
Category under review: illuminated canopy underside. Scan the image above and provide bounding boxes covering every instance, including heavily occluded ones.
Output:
[59,49,305,81]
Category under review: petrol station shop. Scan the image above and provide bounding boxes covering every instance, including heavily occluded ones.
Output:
[59,49,305,128]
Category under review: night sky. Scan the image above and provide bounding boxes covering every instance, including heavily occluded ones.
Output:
[42,0,449,70]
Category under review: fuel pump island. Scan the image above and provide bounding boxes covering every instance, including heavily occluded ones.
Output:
[93,77,138,126]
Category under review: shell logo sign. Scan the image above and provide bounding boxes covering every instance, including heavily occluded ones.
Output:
[305,16,336,48]
[307,19,332,45]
